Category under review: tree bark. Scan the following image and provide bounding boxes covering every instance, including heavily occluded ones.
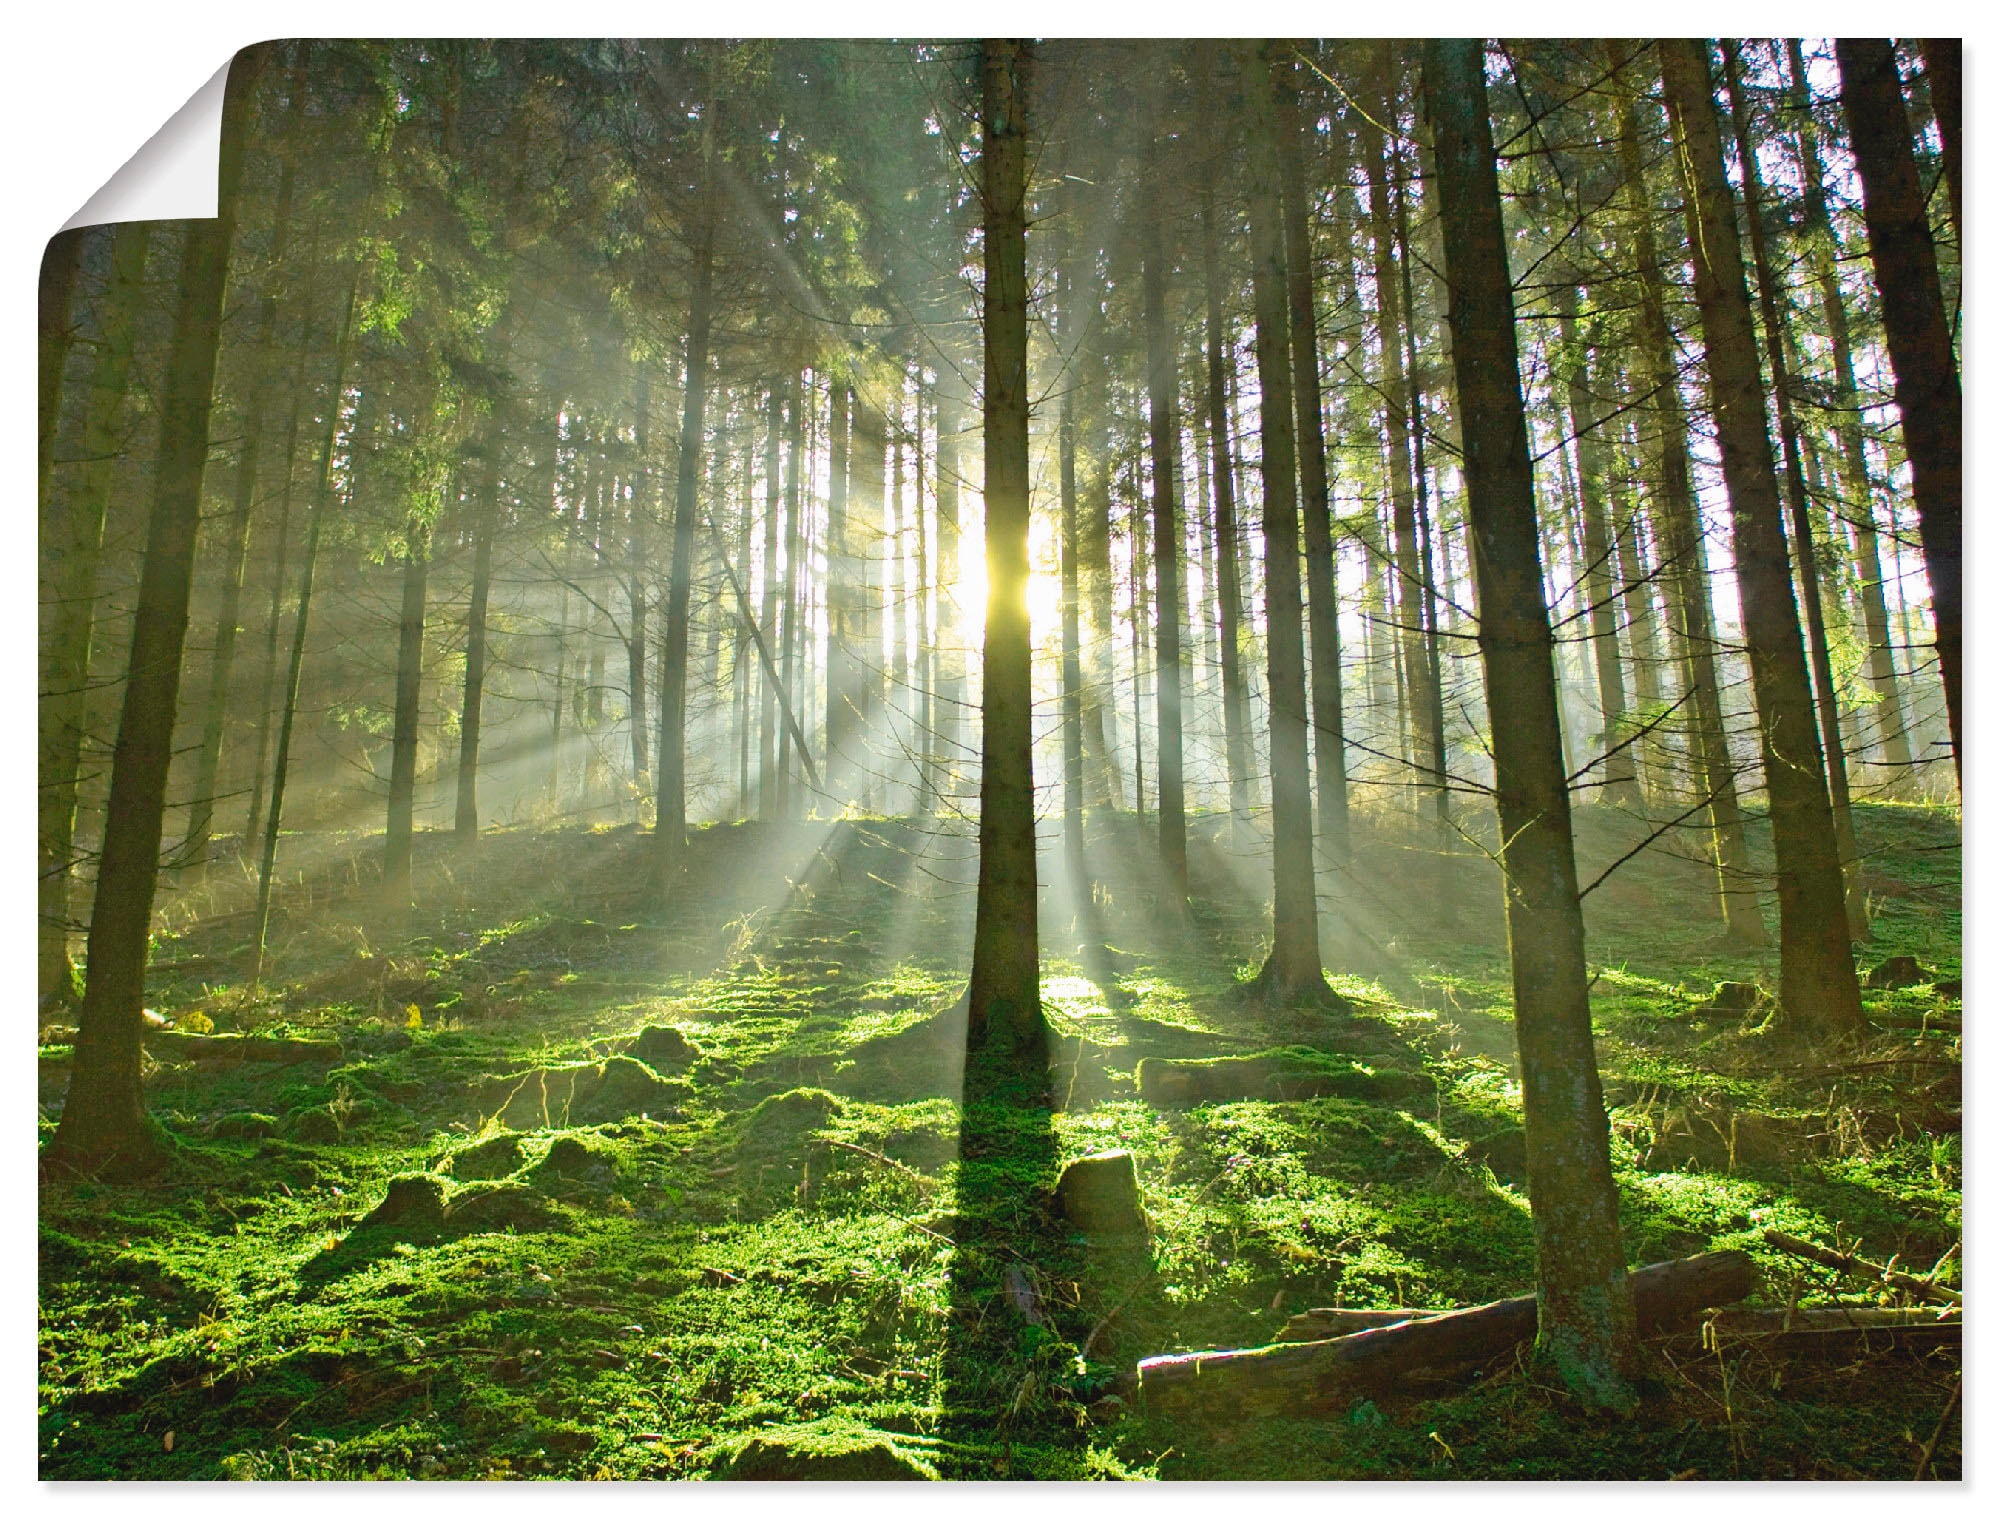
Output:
[1660,38,1865,1040]
[1200,189,1251,840]
[964,38,1045,1060]
[454,445,501,842]
[627,369,652,801]
[1359,60,1444,822]
[933,381,964,800]
[38,229,85,512]
[1142,157,1189,905]
[1836,39,1962,785]
[1723,43,1864,933]
[1920,39,1962,242]
[1785,39,1910,776]
[1278,72,1351,864]
[252,275,360,979]
[1426,36,1639,1407]
[654,91,717,892]
[1057,248,1087,889]
[1612,71,1766,946]
[382,515,432,907]
[39,223,150,1010]
[1240,42,1331,1007]
[1555,287,1641,807]
[180,155,299,868]
[50,63,252,1176]
[782,371,806,817]
[823,381,858,796]
[760,383,783,820]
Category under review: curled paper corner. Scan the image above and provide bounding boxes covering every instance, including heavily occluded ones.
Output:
[61,59,232,231]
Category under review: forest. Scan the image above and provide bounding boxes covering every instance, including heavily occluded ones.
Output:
[37,37,1961,1480]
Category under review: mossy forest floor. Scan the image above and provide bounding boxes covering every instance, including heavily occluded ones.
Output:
[38,799,1961,1480]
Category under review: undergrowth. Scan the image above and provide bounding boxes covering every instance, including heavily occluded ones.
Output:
[39,800,1961,1479]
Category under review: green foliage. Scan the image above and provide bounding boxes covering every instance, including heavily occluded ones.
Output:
[39,807,1958,1479]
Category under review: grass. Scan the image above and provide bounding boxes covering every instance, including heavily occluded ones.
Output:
[38,798,1961,1479]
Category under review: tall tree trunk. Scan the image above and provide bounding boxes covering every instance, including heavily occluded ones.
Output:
[180,155,298,867]
[628,371,652,802]
[1278,74,1350,864]
[455,446,501,842]
[933,382,963,800]
[654,94,716,892]
[1921,39,1962,241]
[1360,65,1444,821]
[383,515,432,907]
[51,66,251,1175]
[965,38,1044,1059]
[1836,38,1962,785]
[1660,38,1865,1039]
[760,383,782,820]
[1426,36,1639,1410]
[1610,431,1669,801]
[1395,132,1452,837]
[243,301,313,853]
[1142,166,1189,905]
[255,276,360,977]
[39,229,85,513]
[1613,71,1766,946]
[824,380,859,793]
[782,371,806,817]
[888,392,909,807]
[1240,41,1331,1007]
[1057,252,1087,887]
[851,390,888,809]
[1723,43,1864,932]
[1200,189,1252,840]
[1555,287,1641,807]
[39,223,150,1010]
[1081,381,1124,812]
[1786,39,1910,776]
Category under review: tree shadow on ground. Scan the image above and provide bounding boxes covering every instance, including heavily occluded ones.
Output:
[934,1036,1087,1474]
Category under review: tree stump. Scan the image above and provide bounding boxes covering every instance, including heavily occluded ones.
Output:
[1055,1150,1148,1238]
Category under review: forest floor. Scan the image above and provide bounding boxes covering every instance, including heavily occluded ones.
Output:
[38,796,1961,1480]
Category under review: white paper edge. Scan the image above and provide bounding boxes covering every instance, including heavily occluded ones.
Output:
[60,60,231,231]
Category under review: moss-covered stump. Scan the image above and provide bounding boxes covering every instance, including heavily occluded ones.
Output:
[206,1111,282,1141]
[623,1023,701,1073]
[531,1135,617,1187]
[445,1182,564,1235]
[574,1056,690,1124]
[710,1419,938,1480]
[283,1108,343,1144]
[1863,955,1930,990]
[359,1174,447,1232]
[1054,1150,1148,1238]
[738,1088,844,1153]
[1135,1047,1431,1107]
[446,1133,525,1180]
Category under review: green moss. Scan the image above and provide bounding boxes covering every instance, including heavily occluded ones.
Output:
[710,1417,939,1480]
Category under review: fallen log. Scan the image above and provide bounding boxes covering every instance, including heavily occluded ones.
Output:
[45,1019,334,1066]
[1278,1306,1445,1341]
[1702,1305,1961,1354]
[144,1030,342,1065]
[1130,1250,1755,1406]
[1761,1229,1961,1306]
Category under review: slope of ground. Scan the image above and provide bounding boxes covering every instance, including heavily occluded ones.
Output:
[38,800,1961,1479]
